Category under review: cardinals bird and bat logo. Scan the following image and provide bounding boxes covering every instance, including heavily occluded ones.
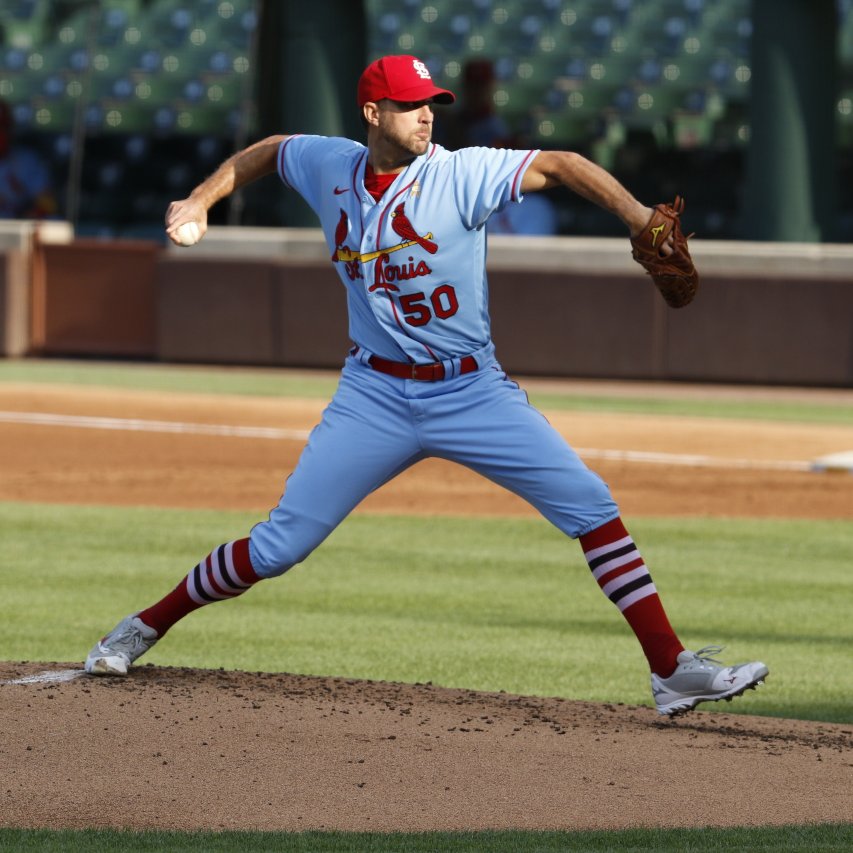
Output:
[331,202,437,289]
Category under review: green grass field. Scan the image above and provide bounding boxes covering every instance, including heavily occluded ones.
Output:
[0,824,851,852]
[2,358,851,851]
[2,503,852,722]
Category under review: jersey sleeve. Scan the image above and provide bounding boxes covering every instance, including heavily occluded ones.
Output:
[451,147,540,230]
[277,135,365,213]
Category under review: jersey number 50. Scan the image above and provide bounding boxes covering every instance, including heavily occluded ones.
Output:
[399,284,459,327]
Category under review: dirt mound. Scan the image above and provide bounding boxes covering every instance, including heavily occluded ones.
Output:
[1,662,850,832]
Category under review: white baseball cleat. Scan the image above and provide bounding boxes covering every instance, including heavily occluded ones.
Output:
[84,614,159,676]
[651,646,769,717]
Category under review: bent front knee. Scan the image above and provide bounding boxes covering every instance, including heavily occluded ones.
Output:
[248,515,333,578]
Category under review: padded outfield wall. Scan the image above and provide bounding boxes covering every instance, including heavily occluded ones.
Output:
[1,222,852,386]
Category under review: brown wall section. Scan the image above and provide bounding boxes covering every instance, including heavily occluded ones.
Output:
[14,237,853,387]
[158,259,279,364]
[666,276,853,385]
[157,259,350,366]
[157,259,853,385]
[274,264,350,366]
[489,271,668,378]
[33,240,159,357]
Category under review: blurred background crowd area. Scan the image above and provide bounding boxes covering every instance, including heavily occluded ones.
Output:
[2,0,852,240]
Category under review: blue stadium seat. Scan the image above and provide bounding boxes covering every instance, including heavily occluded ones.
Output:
[550,77,619,115]
[0,0,50,51]
[529,110,601,146]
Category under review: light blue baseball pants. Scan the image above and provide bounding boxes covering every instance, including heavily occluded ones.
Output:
[248,354,620,577]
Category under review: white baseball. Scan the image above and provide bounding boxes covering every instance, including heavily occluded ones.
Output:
[175,221,201,246]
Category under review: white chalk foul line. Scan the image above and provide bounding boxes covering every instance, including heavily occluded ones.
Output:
[0,410,820,472]
[575,447,814,472]
[3,669,84,685]
[0,410,311,441]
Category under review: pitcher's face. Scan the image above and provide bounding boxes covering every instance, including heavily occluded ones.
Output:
[365,98,435,167]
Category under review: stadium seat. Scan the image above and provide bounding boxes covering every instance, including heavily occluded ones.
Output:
[28,98,76,132]
[0,5,49,51]
[0,69,43,106]
[552,79,619,116]
[530,111,600,146]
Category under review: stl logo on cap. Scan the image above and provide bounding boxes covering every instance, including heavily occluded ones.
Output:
[412,59,431,80]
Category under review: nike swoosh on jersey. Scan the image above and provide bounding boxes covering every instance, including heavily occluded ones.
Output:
[334,186,350,194]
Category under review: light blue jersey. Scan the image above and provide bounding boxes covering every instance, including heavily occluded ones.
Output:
[278,136,538,362]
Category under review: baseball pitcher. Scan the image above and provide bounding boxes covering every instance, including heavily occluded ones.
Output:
[86,55,765,717]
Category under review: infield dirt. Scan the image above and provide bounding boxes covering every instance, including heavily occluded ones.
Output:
[1,380,852,831]
[2,381,853,519]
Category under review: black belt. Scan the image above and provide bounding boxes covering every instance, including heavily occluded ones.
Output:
[367,354,479,381]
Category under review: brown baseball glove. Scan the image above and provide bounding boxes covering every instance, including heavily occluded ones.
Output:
[631,196,698,308]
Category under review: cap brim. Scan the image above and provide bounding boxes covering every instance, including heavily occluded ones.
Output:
[386,83,456,105]
[431,90,456,105]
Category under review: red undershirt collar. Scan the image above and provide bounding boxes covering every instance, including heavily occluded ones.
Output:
[364,162,399,202]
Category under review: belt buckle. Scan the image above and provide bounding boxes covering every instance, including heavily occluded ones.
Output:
[411,362,440,380]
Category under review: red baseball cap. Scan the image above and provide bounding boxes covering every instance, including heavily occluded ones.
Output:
[358,55,456,107]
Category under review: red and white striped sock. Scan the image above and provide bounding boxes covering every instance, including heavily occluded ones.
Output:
[137,538,260,637]
[579,517,684,676]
